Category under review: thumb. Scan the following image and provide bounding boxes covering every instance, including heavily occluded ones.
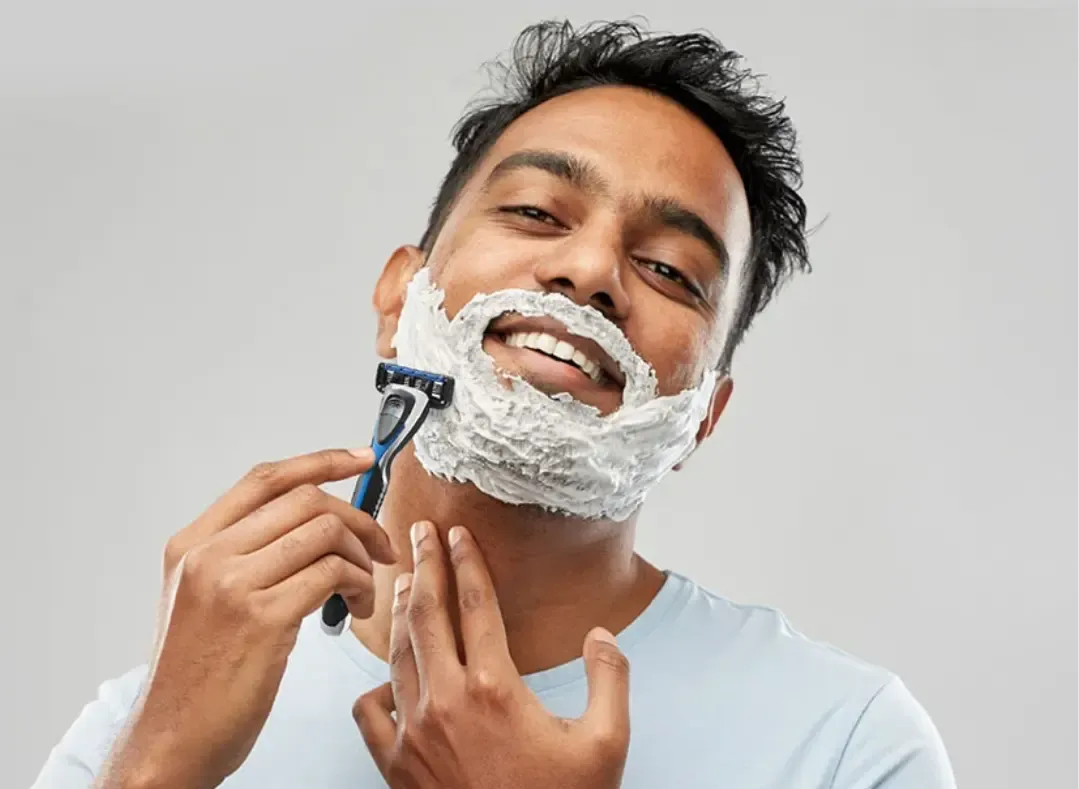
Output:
[581,627,631,738]
[353,683,397,778]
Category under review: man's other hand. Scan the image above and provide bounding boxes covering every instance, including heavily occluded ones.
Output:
[354,523,630,789]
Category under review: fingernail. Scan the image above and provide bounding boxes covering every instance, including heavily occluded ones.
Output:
[448,526,464,550]
[410,521,428,553]
[592,627,617,646]
[394,573,412,596]
[348,447,373,459]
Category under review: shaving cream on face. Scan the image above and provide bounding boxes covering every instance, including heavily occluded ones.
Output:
[391,267,718,521]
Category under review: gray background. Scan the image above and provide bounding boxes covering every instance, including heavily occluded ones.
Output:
[1,3,1075,788]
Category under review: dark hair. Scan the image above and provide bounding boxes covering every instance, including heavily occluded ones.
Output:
[419,20,809,371]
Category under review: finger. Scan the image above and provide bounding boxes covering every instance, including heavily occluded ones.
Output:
[389,572,419,718]
[258,553,373,624]
[447,526,512,675]
[242,512,373,587]
[214,476,397,565]
[353,682,397,778]
[580,627,631,744]
[406,521,460,693]
[188,448,377,544]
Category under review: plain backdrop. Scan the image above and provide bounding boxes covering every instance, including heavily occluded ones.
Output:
[1,3,1075,788]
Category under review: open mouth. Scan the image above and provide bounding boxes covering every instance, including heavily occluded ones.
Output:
[495,330,606,383]
[482,314,625,407]
[485,315,623,384]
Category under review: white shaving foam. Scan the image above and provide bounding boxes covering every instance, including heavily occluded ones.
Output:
[392,268,717,521]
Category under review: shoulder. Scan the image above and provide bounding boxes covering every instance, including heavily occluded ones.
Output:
[660,571,895,693]
[829,677,956,788]
[654,573,956,787]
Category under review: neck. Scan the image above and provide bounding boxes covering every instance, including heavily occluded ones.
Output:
[350,446,665,676]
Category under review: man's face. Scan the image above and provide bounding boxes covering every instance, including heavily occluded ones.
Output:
[387,85,751,415]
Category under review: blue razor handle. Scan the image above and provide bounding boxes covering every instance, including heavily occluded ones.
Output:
[321,362,453,635]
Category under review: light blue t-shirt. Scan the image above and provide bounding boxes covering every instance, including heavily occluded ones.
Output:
[33,571,955,788]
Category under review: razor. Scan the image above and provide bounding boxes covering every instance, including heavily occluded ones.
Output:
[320,362,455,635]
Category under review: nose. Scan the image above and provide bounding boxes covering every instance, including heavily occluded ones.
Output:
[533,239,630,320]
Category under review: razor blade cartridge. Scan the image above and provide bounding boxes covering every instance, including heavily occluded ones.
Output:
[375,362,455,409]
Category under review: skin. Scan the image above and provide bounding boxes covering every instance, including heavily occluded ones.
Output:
[95,85,752,789]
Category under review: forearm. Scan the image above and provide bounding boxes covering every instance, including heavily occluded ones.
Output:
[93,715,217,789]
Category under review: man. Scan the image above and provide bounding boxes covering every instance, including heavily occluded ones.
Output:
[34,20,955,789]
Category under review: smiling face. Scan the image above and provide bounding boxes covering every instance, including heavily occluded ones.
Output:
[377,85,751,423]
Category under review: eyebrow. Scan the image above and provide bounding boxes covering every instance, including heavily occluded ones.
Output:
[482,148,730,272]
[483,149,609,195]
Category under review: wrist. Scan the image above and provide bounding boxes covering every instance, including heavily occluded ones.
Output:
[98,757,217,789]
[96,725,219,789]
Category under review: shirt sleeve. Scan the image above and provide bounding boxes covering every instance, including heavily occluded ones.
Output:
[30,665,147,789]
[830,676,957,789]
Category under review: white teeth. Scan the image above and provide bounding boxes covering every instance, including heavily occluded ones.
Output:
[536,333,558,354]
[503,331,604,383]
[569,351,599,381]
[552,340,575,361]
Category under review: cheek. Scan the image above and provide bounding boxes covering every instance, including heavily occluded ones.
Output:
[631,320,710,396]
[428,228,535,319]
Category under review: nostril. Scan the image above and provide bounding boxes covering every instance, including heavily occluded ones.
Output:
[546,279,617,316]
[591,292,615,311]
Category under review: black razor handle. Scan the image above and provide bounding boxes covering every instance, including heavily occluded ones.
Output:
[320,363,453,635]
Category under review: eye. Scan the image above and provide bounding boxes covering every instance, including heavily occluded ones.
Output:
[499,205,564,227]
[638,258,705,300]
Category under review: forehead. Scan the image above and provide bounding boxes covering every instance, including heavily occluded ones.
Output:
[472,85,751,262]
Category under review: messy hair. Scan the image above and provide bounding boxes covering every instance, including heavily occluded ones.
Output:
[419,20,809,371]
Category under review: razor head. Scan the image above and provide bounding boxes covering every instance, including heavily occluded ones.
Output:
[376,362,455,409]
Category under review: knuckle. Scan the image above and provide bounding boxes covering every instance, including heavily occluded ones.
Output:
[178,543,211,580]
[388,639,413,668]
[247,500,273,523]
[245,597,277,630]
[594,646,630,675]
[293,483,323,507]
[317,554,348,582]
[246,461,279,485]
[467,670,510,707]
[317,448,346,470]
[448,543,469,570]
[351,692,375,724]
[210,567,247,604]
[392,589,410,616]
[417,694,452,728]
[411,534,439,566]
[468,668,499,693]
[407,590,441,623]
[346,594,375,622]
[316,513,348,543]
[276,527,304,557]
[458,586,488,614]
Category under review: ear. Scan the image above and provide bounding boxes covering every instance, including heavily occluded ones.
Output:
[373,245,426,359]
[672,375,733,471]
